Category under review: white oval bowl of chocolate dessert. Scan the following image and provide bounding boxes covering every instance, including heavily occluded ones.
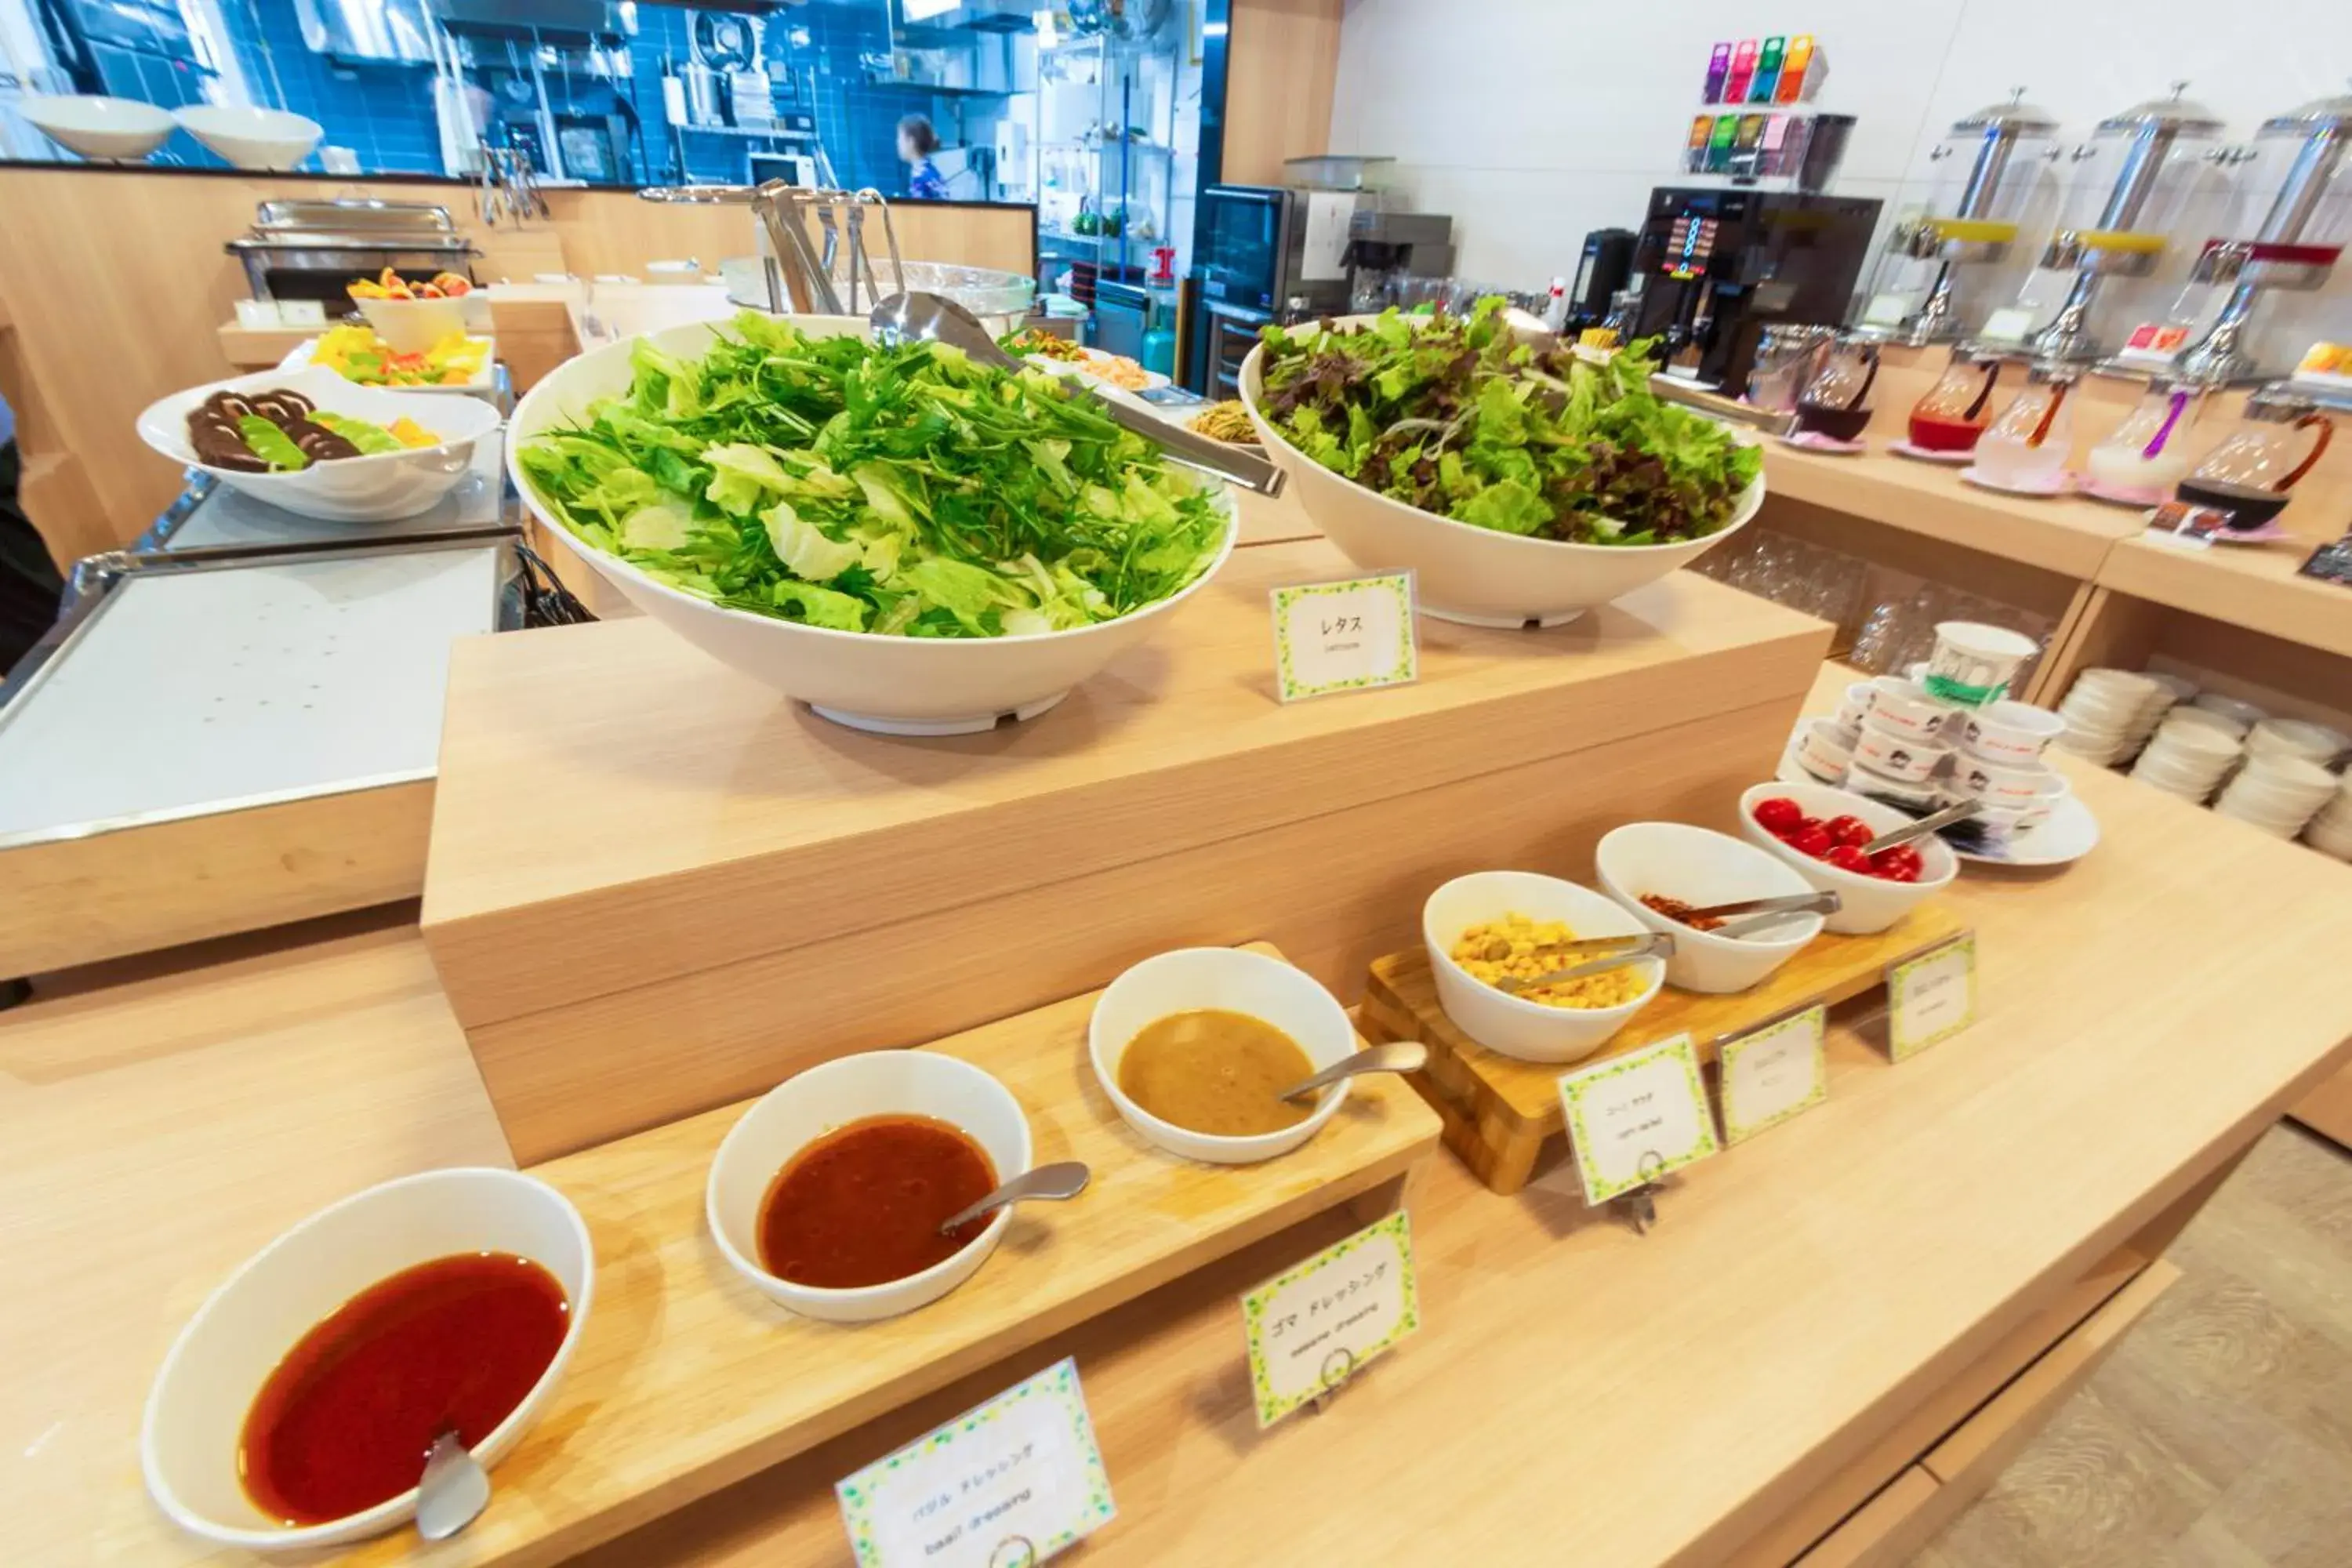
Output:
[136,365,503,523]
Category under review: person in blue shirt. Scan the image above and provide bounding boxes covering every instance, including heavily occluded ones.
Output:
[898,114,947,201]
[0,389,64,676]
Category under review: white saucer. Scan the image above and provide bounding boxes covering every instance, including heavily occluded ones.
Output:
[1778,431,1869,456]
[1951,793,2100,867]
[1889,440,1974,465]
[1961,465,2075,498]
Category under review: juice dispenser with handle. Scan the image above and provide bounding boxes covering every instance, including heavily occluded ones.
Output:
[2021,85,2223,365]
[1866,92,2058,344]
[1973,363,2079,490]
[1905,347,2005,453]
[2177,85,2352,384]
[2176,390,2336,529]
[1792,334,1879,441]
[2084,378,2207,500]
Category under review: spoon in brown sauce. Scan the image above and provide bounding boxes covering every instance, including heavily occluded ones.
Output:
[935,1160,1093,1236]
[416,1429,491,1541]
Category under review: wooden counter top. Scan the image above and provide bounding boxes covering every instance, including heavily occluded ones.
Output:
[1761,444,2147,580]
[12,667,2352,1567]
[2096,532,2352,660]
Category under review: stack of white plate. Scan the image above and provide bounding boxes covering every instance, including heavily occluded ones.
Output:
[2055,669,2172,766]
[2246,716,2350,769]
[2129,710,2245,802]
[2303,777,2352,861]
[2214,753,2341,838]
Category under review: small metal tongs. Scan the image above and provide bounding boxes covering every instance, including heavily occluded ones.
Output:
[869,290,1288,497]
[1497,932,1675,994]
[1861,799,1982,855]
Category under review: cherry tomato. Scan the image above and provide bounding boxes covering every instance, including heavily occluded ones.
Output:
[1753,797,1803,834]
[1789,825,1834,858]
[1825,815,1874,848]
[1882,860,1921,883]
[1825,844,1872,873]
[1871,844,1924,880]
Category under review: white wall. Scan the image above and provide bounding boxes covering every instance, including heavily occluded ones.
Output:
[1328,0,2352,361]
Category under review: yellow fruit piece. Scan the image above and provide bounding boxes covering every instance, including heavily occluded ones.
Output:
[388,417,437,448]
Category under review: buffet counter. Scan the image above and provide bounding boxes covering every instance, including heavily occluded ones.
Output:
[9,659,2352,1567]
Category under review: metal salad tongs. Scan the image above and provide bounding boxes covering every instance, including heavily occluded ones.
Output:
[635,182,906,316]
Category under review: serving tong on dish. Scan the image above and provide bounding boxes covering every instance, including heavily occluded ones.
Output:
[869,290,1287,496]
[1861,798,1984,854]
[1495,931,1675,994]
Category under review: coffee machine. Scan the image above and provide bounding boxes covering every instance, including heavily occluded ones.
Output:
[1566,227,1636,332]
[1628,185,1882,393]
[1341,209,1455,311]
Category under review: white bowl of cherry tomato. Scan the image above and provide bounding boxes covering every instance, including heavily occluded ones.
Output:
[1738,782,1956,935]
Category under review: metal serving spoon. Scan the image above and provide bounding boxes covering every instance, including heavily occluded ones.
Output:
[1276,1040,1429,1104]
[1497,931,1675,995]
[416,1429,492,1541]
[936,1160,1092,1236]
[868,291,1288,496]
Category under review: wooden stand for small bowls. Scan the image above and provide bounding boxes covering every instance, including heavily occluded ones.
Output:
[1361,909,1969,1196]
[303,942,1439,1568]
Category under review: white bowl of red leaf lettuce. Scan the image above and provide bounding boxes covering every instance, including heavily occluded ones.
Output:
[511,312,1236,735]
[1241,300,1764,626]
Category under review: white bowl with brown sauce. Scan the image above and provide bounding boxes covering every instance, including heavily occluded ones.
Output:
[1088,948,1359,1164]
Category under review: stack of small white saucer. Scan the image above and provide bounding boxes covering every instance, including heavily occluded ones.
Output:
[2055,669,2180,767]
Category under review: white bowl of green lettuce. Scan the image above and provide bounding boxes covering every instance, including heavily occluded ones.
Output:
[134,365,498,524]
[1241,304,1762,627]
[510,314,1236,735]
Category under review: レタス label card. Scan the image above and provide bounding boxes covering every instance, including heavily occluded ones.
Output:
[1715,1005,1828,1145]
[1240,1210,1420,1427]
[1888,934,1977,1062]
[1557,1033,1720,1205]
[1269,572,1417,702]
[837,1358,1115,1568]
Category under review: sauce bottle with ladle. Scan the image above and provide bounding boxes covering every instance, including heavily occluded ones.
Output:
[2175,390,2335,530]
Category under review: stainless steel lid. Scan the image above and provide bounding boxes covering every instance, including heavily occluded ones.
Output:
[249,198,463,236]
[2096,84,2223,137]
[2259,83,2352,138]
[2247,386,2319,418]
[1952,89,2057,137]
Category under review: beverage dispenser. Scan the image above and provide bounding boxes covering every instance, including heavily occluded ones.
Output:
[2176,84,2352,383]
[2024,85,2223,363]
[1867,92,2058,344]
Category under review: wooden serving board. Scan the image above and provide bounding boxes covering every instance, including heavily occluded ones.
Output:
[1363,909,1968,1196]
[314,942,1438,1568]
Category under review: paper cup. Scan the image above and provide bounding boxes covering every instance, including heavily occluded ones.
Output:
[1924,622,2038,709]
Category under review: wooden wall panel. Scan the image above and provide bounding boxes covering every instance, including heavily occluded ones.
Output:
[1223,0,1344,183]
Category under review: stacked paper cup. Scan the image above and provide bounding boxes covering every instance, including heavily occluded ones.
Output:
[2214,753,2341,837]
[2129,707,2244,802]
[2304,775,2352,861]
[2055,670,2171,767]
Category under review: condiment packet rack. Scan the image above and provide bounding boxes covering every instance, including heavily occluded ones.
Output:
[1361,909,1968,1195]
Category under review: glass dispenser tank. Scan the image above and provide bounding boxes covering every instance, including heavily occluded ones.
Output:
[2024,84,2223,363]
[1867,92,2057,344]
[2176,83,2352,383]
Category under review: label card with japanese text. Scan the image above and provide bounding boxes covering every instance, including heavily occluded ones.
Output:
[1888,934,1977,1062]
[837,1358,1115,1568]
[1240,1210,1420,1427]
[1556,1033,1720,1205]
[1269,572,1417,702]
[1715,1005,1828,1145]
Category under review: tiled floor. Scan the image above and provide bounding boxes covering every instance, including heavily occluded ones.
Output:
[1912,1123,2352,1567]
